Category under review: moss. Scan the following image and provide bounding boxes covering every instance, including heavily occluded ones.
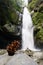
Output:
[32,12,43,25]
[36,28,43,40]
[28,0,39,10]
[32,12,43,42]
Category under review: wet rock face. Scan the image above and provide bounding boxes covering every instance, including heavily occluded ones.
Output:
[7,40,21,56]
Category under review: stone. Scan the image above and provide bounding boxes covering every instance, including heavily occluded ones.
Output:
[1,22,22,39]
[6,53,38,65]
[3,23,20,35]
[33,52,43,61]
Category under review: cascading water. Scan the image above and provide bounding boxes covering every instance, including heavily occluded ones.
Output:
[22,0,40,51]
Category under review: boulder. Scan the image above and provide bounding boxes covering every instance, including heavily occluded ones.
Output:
[2,23,21,36]
[6,53,38,65]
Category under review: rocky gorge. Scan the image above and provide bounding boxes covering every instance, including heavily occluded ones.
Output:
[0,0,43,49]
[0,0,43,65]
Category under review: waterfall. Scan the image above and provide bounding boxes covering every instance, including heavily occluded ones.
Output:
[22,0,40,51]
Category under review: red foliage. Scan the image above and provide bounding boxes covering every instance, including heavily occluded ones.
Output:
[7,40,20,56]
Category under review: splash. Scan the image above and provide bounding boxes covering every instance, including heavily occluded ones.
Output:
[22,0,28,6]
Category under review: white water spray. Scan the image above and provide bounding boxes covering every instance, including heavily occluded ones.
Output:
[22,0,28,6]
[22,0,40,51]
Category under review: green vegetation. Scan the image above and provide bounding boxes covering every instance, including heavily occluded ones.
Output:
[0,0,22,33]
[29,0,43,47]
[28,0,39,10]
[0,0,22,26]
